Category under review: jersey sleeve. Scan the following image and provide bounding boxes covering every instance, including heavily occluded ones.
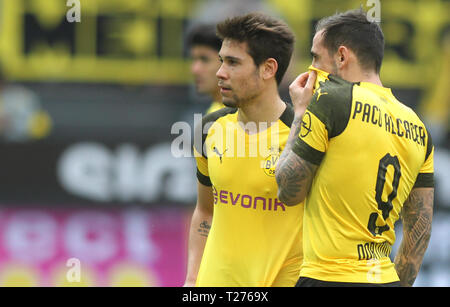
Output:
[292,75,353,165]
[292,109,328,165]
[193,107,238,187]
[193,115,212,187]
[194,147,212,186]
[413,130,434,188]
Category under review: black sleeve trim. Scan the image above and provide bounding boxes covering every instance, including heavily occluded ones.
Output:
[197,168,212,187]
[413,173,434,188]
[291,138,325,166]
[279,103,295,127]
[425,130,433,163]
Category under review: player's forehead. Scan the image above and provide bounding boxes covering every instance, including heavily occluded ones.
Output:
[218,39,250,61]
[311,29,326,54]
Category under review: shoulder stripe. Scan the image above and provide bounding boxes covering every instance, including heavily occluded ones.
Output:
[279,103,295,127]
[194,107,237,158]
[307,75,354,139]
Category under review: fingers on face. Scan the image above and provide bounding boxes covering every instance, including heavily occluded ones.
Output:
[305,70,317,90]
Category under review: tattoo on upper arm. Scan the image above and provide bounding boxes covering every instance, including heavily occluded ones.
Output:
[197,220,211,238]
[276,114,317,205]
[395,188,433,286]
[276,151,317,204]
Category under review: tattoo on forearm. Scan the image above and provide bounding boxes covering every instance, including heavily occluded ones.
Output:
[394,189,433,287]
[197,220,211,238]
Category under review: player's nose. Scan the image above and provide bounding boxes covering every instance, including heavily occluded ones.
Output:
[191,61,202,75]
[216,63,228,80]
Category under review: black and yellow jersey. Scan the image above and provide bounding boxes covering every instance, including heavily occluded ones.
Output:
[293,67,434,283]
[206,101,225,114]
[194,105,303,286]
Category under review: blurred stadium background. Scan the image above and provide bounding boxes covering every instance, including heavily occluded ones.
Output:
[0,0,447,286]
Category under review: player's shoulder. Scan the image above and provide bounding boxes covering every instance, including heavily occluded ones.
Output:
[206,101,225,115]
[194,107,238,154]
[308,74,355,138]
[398,101,425,125]
[394,99,434,160]
[201,107,238,130]
[279,103,295,128]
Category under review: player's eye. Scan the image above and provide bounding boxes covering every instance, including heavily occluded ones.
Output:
[199,56,209,63]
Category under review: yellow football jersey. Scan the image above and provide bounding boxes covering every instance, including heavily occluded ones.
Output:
[292,67,434,283]
[206,101,225,114]
[194,105,303,287]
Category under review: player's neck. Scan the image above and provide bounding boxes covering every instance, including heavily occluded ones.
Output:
[237,85,286,131]
[341,67,383,87]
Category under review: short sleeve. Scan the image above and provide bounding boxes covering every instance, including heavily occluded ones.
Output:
[292,110,327,165]
[413,130,434,188]
[291,75,354,166]
[194,147,212,186]
[193,107,237,187]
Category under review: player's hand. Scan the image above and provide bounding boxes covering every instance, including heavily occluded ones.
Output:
[289,70,317,115]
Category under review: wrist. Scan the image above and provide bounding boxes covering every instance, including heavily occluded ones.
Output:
[294,106,307,117]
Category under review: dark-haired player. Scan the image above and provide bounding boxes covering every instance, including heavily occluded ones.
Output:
[185,13,303,287]
[187,23,224,114]
[276,9,434,287]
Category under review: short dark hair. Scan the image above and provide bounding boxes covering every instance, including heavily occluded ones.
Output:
[216,12,295,85]
[315,8,385,74]
[186,23,222,52]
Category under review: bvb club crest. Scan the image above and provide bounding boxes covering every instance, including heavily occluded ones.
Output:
[262,147,281,177]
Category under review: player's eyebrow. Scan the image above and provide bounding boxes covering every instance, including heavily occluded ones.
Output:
[219,54,242,63]
[310,51,319,59]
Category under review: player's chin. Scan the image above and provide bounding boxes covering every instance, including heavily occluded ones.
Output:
[222,98,238,108]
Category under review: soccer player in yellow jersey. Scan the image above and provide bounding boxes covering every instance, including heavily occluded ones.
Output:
[184,13,303,287]
[187,24,225,114]
[276,9,434,287]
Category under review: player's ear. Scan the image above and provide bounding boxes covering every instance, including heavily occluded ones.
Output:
[336,46,350,69]
[261,58,278,81]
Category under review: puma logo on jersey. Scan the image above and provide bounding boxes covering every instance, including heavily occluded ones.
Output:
[316,88,328,101]
[213,147,227,163]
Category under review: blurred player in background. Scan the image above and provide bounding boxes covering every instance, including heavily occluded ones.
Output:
[276,9,434,287]
[186,24,224,114]
[184,13,303,287]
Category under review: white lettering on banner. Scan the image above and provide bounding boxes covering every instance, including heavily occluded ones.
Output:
[114,145,141,202]
[64,212,118,264]
[123,210,159,263]
[57,142,196,203]
[58,143,113,202]
[139,143,196,203]
[0,209,183,286]
[4,211,57,263]
[2,210,160,265]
